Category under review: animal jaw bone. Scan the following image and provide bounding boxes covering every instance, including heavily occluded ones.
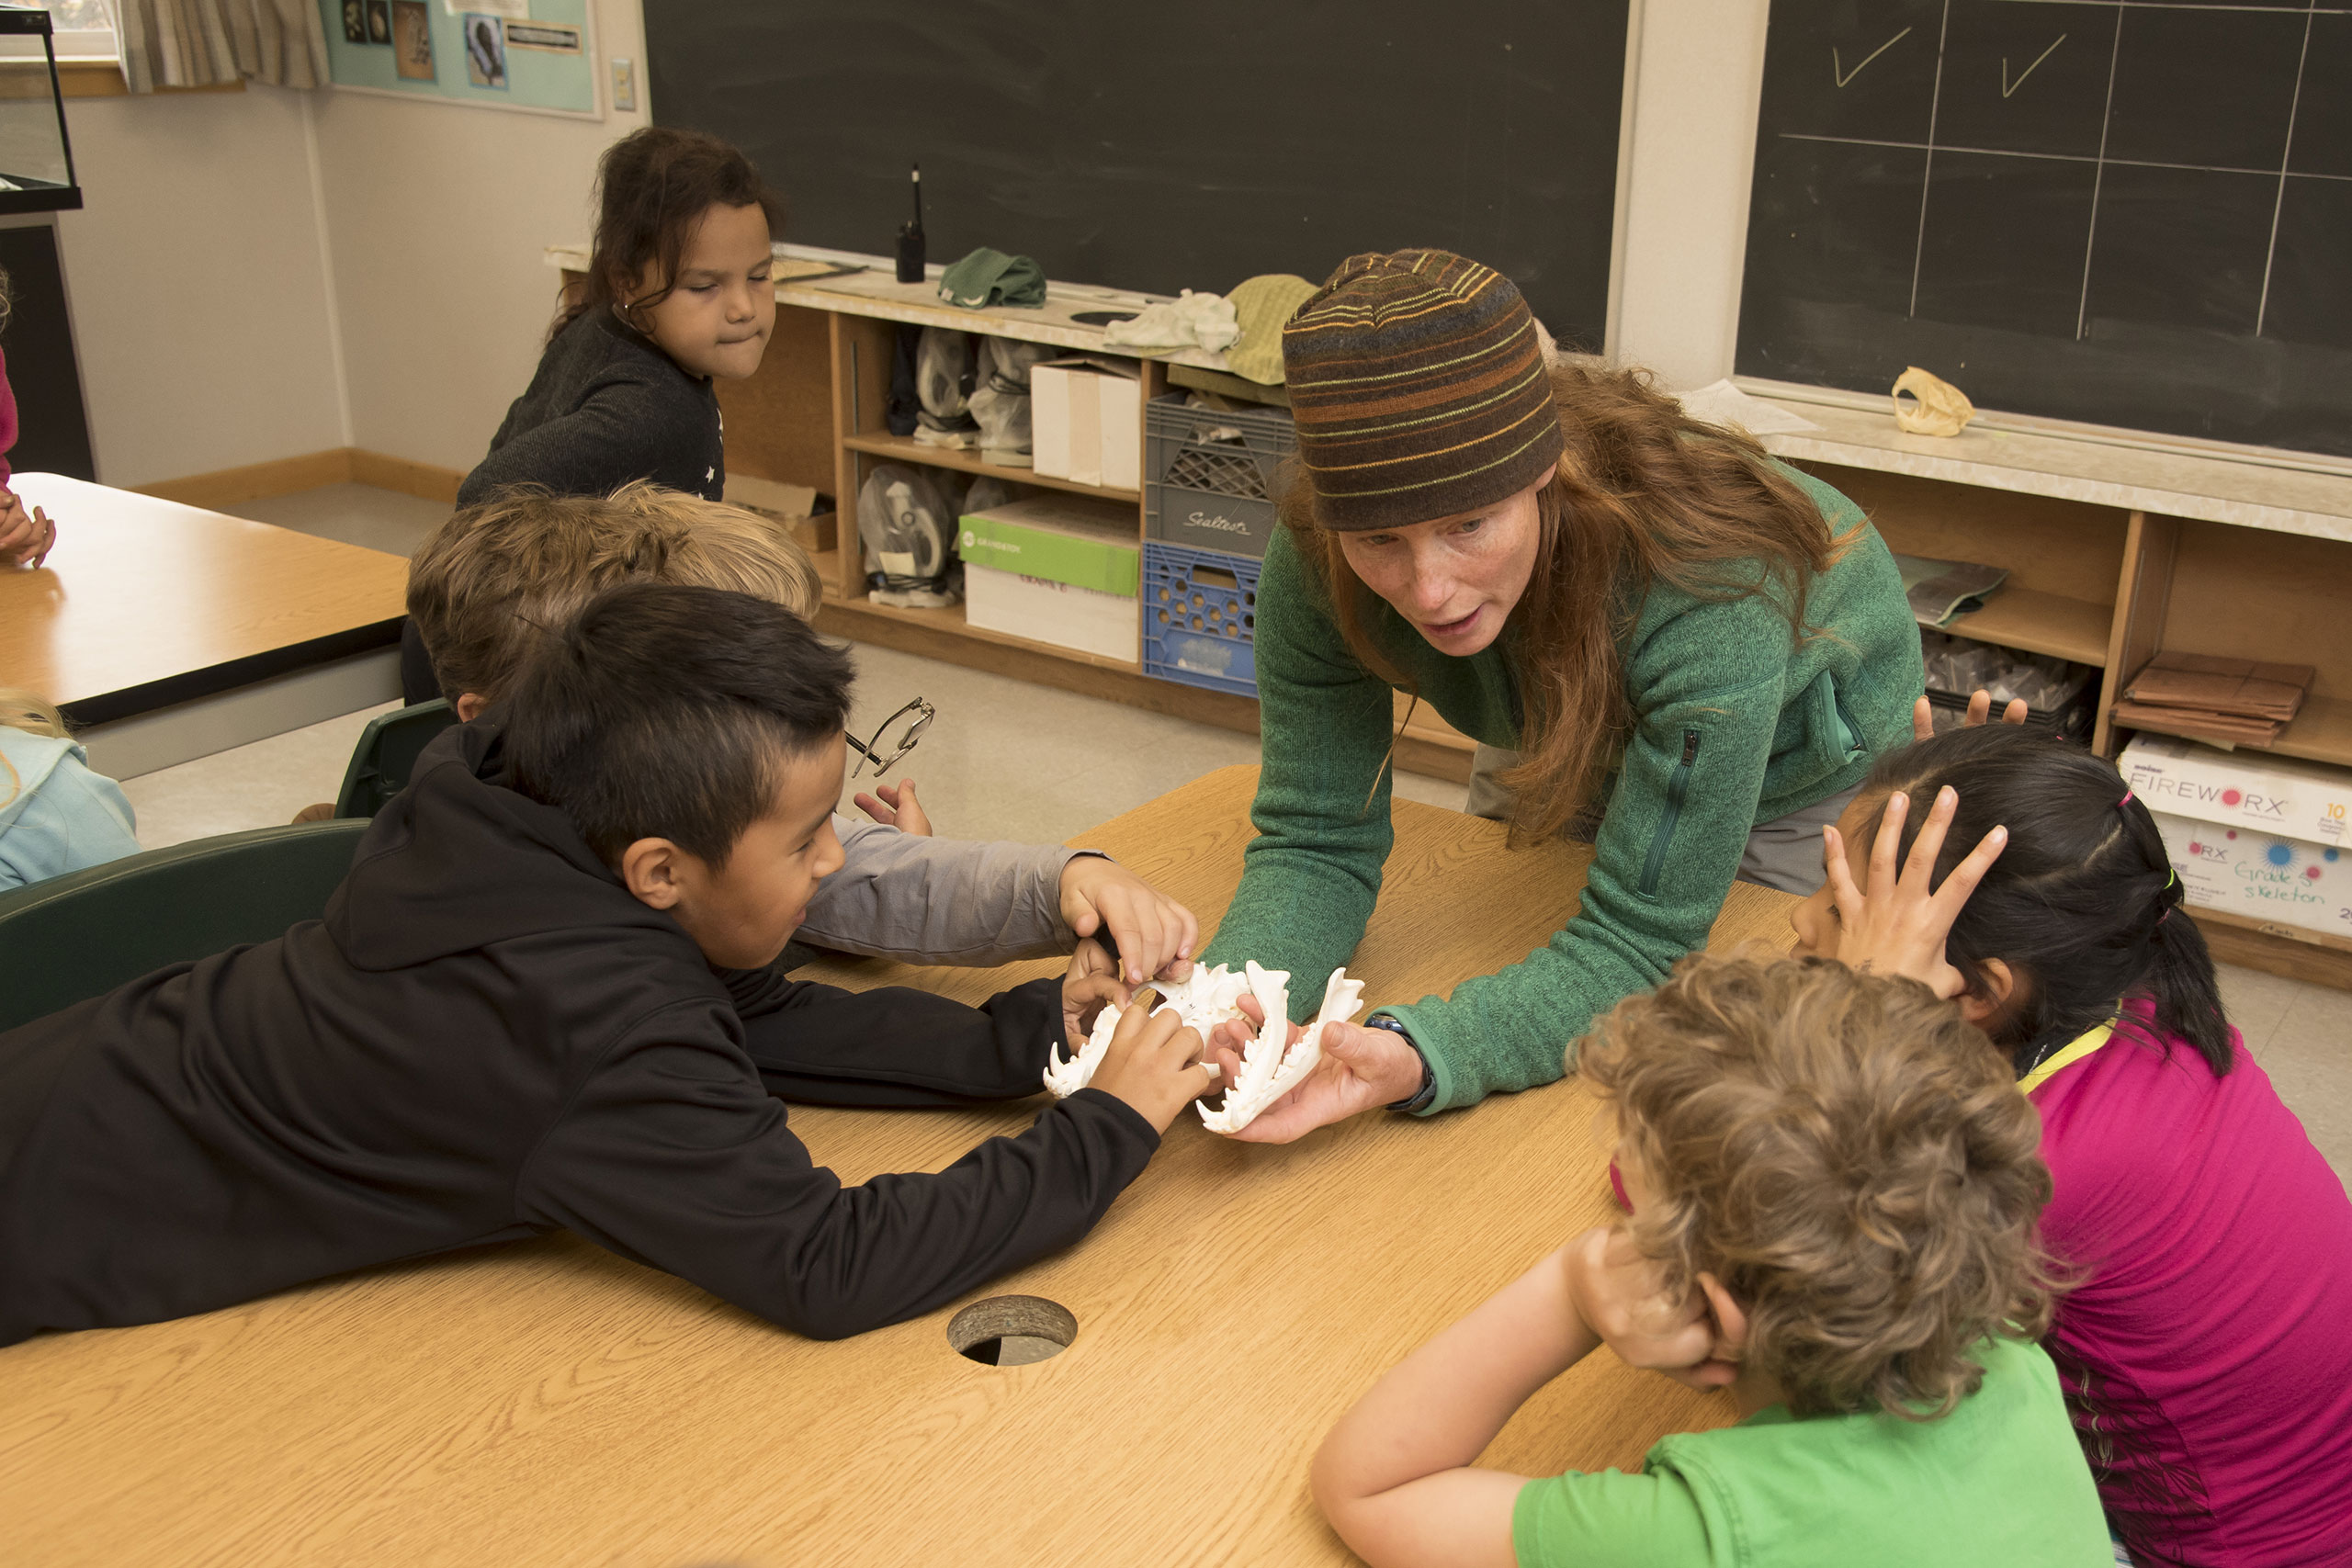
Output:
[1196,964,1365,1134]
[1042,963,1256,1100]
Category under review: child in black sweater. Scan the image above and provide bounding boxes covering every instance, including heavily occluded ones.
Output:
[0,584,1213,1347]
[404,129,782,701]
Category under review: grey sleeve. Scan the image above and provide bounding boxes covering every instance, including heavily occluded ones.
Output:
[796,816,1090,964]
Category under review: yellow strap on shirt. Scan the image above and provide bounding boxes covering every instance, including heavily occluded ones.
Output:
[2018,1020,2117,1096]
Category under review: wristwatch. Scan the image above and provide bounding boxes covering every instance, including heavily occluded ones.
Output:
[1367,1014,1437,1113]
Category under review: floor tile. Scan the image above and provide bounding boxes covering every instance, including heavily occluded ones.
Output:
[116,702,399,848]
[2215,962,2302,1055]
[222,483,448,558]
[2252,983,2352,1183]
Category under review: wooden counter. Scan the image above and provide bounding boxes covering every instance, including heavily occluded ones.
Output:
[0,764,1796,1567]
[0,473,409,775]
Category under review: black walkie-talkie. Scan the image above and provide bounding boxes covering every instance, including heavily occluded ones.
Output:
[895,164,926,284]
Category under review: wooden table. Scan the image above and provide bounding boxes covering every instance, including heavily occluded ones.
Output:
[0,473,410,777]
[0,766,1799,1567]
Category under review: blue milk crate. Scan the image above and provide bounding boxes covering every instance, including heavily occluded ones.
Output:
[1141,540,1261,698]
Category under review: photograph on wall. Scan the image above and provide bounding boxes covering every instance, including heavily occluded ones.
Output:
[342,0,365,44]
[462,14,507,88]
[390,0,435,78]
[503,20,581,54]
[364,0,390,43]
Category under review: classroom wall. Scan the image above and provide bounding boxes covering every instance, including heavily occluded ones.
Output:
[46,0,1761,486]
[1611,0,1770,391]
[310,0,648,474]
[51,87,348,489]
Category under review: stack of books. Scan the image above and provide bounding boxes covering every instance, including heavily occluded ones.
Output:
[2113,652,2315,747]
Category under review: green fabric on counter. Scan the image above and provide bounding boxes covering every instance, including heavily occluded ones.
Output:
[937,247,1046,310]
[1199,462,1923,1111]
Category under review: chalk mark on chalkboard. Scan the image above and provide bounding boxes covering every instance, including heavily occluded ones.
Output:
[2254,7,2318,337]
[1781,4,2346,342]
[2001,35,2065,99]
[1832,26,1913,88]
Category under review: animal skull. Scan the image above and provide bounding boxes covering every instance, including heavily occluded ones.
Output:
[1041,961,1365,1135]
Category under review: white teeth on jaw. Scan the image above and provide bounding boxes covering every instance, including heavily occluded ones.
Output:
[1041,961,1366,1135]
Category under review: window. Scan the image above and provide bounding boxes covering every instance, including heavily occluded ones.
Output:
[1,1,118,62]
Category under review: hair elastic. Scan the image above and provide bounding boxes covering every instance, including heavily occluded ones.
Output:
[2120,788,2135,808]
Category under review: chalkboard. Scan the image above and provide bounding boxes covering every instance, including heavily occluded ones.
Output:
[1737,1,2352,458]
[641,1,1627,351]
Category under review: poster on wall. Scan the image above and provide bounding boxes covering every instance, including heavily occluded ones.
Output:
[316,0,597,116]
[461,15,505,88]
[390,0,435,79]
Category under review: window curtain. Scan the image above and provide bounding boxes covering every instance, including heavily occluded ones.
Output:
[111,0,330,92]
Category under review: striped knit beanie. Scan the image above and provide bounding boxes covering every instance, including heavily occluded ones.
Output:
[1282,250,1563,531]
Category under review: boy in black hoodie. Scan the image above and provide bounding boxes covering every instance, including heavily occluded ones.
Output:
[0,584,1213,1347]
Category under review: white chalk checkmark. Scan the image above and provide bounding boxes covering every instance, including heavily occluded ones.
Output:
[1833,26,1913,88]
[2003,34,2067,98]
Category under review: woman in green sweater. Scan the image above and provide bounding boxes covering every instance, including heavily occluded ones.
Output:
[1199,250,1922,1138]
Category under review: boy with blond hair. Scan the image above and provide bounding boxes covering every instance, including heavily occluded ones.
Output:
[1313,954,2109,1567]
[402,482,1196,995]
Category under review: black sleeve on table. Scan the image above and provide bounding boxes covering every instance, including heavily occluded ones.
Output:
[729,974,1064,1107]
[519,999,1157,1340]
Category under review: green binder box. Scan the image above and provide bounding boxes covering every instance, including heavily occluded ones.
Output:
[958,494,1139,596]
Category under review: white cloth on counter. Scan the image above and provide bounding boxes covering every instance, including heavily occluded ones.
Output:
[1675,378,1823,436]
[1102,290,1241,355]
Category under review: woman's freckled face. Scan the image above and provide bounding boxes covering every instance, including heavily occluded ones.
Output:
[1334,478,1547,658]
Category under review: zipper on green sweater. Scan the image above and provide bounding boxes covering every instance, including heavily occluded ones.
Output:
[1640,729,1702,897]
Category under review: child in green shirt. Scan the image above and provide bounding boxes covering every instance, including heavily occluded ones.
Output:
[1312,954,2109,1567]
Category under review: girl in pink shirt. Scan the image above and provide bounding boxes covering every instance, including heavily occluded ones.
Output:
[1789,721,2352,1568]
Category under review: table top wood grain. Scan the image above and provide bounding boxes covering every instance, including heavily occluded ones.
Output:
[0,765,1800,1568]
[0,474,411,722]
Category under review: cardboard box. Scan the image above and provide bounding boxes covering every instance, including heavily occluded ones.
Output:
[964,565,1138,661]
[2120,734,2352,848]
[958,493,1138,596]
[1032,361,1102,485]
[2153,810,2350,940]
[1098,367,1142,491]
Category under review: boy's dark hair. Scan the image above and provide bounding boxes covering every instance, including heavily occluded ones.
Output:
[1583,954,2059,1421]
[1863,724,2231,1077]
[503,582,852,867]
[554,127,785,340]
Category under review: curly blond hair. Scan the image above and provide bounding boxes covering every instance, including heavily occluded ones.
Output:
[1580,953,2061,1421]
[407,481,824,705]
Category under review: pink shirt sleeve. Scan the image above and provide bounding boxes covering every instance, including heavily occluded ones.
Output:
[0,341,17,489]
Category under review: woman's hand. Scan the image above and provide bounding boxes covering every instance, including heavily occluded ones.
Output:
[1060,856,1198,987]
[0,491,55,569]
[1821,785,2007,998]
[853,778,931,835]
[1912,690,2028,743]
[1204,998,1425,1143]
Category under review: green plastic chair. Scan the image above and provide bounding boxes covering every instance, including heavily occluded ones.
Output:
[0,819,370,1033]
[334,700,457,818]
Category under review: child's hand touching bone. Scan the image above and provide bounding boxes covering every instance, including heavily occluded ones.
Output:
[1084,994,1217,1133]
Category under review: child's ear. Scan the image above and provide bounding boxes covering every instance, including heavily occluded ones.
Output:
[1956,957,2018,1026]
[455,692,487,722]
[620,837,688,909]
[1695,1271,1750,1359]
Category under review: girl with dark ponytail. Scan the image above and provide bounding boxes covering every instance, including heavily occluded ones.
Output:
[1790,719,2352,1568]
